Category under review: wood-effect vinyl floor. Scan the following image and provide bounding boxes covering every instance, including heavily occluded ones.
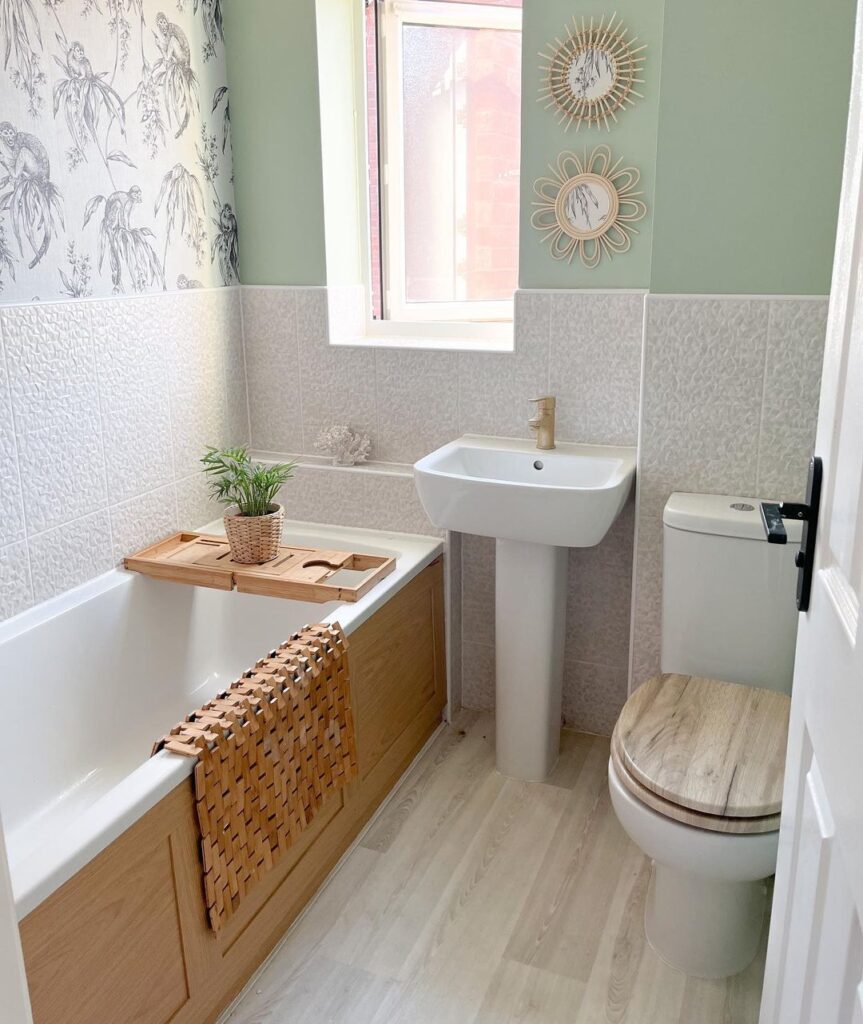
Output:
[222,713,767,1024]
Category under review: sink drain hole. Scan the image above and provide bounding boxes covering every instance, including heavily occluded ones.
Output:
[533,460,544,470]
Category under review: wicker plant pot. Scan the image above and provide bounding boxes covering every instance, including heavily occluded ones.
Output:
[223,504,284,564]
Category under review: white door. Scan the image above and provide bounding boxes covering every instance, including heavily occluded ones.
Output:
[759,5,863,1021]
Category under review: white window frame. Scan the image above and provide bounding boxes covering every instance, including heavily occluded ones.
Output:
[377,0,521,326]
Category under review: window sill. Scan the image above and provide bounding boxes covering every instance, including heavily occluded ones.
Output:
[329,322,515,354]
[330,333,513,354]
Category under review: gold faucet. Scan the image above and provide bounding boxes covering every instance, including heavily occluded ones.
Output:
[529,396,556,450]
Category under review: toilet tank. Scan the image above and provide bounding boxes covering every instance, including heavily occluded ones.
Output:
[661,493,802,694]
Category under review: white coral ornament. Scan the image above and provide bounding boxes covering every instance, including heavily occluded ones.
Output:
[315,426,372,467]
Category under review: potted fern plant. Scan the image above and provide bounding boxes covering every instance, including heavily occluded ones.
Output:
[201,447,297,564]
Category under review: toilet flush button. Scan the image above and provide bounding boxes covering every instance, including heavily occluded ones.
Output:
[730,502,755,512]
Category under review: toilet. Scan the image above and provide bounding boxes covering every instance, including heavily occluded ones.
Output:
[609,493,802,978]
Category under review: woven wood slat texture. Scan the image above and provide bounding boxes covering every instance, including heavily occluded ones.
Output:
[152,622,358,932]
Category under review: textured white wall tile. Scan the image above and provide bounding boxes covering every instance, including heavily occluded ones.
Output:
[166,289,227,397]
[279,464,441,538]
[757,299,828,500]
[462,533,495,647]
[458,290,550,439]
[110,485,179,564]
[91,295,170,391]
[242,288,304,453]
[297,289,377,453]
[170,381,229,479]
[14,402,108,534]
[549,291,645,445]
[223,289,250,445]
[375,349,460,463]
[3,303,109,533]
[0,543,33,620]
[102,393,174,502]
[28,513,113,604]
[92,295,174,500]
[0,289,247,623]
[562,659,628,736]
[630,514,664,689]
[461,640,495,712]
[176,471,223,530]
[0,332,25,547]
[565,561,632,669]
[638,296,770,518]
[1,300,97,404]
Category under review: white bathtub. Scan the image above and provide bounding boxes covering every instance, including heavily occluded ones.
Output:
[0,520,442,920]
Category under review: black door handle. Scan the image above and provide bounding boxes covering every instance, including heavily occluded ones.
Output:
[759,456,822,612]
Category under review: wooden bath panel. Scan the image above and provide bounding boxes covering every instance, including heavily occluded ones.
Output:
[19,784,204,1024]
[20,556,446,1024]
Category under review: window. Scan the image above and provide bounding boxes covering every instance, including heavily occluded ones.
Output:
[367,0,522,326]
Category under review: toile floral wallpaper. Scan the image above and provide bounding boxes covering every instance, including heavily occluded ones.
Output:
[0,0,237,303]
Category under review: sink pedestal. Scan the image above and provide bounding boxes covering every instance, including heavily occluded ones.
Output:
[495,540,568,780]
[413,435,636,780]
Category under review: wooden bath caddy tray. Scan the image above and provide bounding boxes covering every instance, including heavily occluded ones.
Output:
[124,532,395,603]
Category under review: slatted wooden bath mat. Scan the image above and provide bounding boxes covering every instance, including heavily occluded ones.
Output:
[125,532,395,603]
[152,622,358,932]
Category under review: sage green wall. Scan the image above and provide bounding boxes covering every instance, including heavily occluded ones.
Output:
[650,0,854,295]
[224,0,853,295]
[223,0,327,286]
[518,0,665,289]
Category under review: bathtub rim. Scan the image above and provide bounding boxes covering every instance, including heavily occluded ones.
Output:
[4,518,443,919]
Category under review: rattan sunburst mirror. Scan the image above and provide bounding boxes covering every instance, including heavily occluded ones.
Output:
[531,146,646,268]
[538,13,646,131]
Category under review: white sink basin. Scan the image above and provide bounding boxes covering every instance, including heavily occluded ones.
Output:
[414,434,636,782]
[414,435,636,548]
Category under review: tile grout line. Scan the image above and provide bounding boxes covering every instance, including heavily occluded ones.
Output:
[755,300,774,496]
[629,294,650,693]
[237,285,253,447]
[85,300,116,569]
[161,291,182,525]
[296,290,306,455]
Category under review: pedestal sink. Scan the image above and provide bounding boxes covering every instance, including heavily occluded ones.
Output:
[414,435,636,781]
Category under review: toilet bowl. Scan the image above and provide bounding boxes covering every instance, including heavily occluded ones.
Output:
[609,494,800,978]
[609,752,779,977]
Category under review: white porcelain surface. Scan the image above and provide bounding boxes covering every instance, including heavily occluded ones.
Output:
[495,540,567,781]
[646,864,767,979]
[662,494,802,691]
[611,487,796,978]
[414,435,635,549]
[609,757,776,977]
[416,434,634,779]
[0,520,441,919]
[460,500,635,735]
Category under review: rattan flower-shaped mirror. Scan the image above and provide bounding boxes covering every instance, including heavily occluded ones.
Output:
[538,13,646,131]
[531,146,646,268]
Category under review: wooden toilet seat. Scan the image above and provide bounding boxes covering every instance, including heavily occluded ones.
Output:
[611,674,790,835]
